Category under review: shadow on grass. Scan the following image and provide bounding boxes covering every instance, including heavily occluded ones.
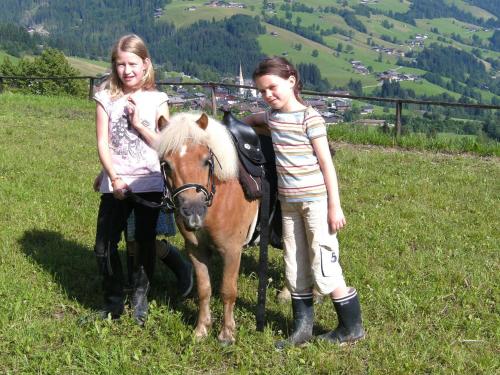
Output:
[18,229,101,311]
[157,246,290,334]
[18,229,289,333]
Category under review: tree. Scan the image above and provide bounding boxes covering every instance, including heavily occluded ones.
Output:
[490,30,500,52]
[0,57,19,76]
[312,49,319,57]
[482,117,500,141]
[3,48,87,97]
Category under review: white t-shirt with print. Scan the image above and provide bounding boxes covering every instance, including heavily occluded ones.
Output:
[94,89,168,193]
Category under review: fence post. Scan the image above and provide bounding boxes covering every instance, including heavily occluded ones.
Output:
[88,77,95,100]
[0,77,3,94]
[210,84,217,116]
[395,100,402,138]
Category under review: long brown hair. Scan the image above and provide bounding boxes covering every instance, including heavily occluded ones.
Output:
[252,56,304,104]
[106,34,156,98]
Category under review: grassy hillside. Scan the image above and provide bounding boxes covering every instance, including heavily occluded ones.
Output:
[66,56,108,76]
[0,92,498,374]
[2,0,500,102]
[0,52,108,77]
[159,0,500,102]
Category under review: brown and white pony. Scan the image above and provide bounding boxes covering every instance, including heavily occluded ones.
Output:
[157,112,259,344]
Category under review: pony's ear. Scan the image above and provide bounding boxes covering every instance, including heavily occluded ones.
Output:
[196,113,209,130]
[158,115,169,130]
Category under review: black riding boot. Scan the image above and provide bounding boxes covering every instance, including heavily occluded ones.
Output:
[317,288,365,344]
[97,251,125,319]
[131,240,155,326]
[158,239,194,298]
[125,241,136,293]
[275,292,314,349]
[131,265,150,326]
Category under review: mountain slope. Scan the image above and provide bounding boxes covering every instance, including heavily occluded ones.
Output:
[0,0,499,102]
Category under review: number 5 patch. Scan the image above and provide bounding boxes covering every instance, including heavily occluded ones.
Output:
[320,245,339,277]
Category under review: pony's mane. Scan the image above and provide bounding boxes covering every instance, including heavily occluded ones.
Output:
[156,112,239,181]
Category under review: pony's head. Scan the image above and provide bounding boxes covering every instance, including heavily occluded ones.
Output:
[157,112,238,230]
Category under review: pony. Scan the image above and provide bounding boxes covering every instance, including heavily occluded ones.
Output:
[157,112,260,344]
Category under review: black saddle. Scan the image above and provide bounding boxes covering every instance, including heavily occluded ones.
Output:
[221,109,282,250]
[220,109,282,332]
[222,109,267,177]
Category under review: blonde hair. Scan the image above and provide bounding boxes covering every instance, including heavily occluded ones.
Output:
[106,34,156,98]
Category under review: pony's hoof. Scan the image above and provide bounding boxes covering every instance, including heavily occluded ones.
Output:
[194,326,209,340]
[218,333,236,346]
[217,328,236,346]
[219,338,235,346]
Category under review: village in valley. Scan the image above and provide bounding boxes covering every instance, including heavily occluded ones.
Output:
[161,63,386,128]
[164,0,424,129]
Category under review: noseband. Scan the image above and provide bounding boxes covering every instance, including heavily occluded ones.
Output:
[160,148,217,210]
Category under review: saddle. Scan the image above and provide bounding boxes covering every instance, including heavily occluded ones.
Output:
[222,109,267,177]
[221,109,283,331]
[221,110,282,249]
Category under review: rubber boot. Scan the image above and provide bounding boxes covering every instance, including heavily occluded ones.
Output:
[275,292,314,349]
[131,240,155,326]
[97,251,125,319]
[157,239,194,298]
[317,288,365,344]
[125,241,136,293]
[131,265,150,326]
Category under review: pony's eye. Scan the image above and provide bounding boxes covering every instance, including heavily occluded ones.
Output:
[204,158,213,167]
[161,161,172,175]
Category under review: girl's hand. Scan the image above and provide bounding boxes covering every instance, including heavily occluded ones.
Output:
[126,96,141,130]
[111,177,129,200]
[328,206,346,234]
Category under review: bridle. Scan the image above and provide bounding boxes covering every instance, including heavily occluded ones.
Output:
[160,147,217,210]
[125,146,218,211]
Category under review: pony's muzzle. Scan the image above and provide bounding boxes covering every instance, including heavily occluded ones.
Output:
[178,195,208,231]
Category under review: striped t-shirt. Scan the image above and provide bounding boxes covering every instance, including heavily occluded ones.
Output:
[266,106,327,202]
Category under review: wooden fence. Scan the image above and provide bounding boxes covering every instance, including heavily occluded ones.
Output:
[1,74,499,138]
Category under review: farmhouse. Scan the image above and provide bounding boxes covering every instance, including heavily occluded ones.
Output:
[205,1,246,8]
[167,96,187,108]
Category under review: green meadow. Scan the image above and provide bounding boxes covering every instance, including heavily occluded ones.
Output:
[0,92,498,374]
[66,57,109,76]
[152,0,500,102]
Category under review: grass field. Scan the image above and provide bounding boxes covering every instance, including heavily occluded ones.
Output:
[0,93,499,374]
[66,57,109,77]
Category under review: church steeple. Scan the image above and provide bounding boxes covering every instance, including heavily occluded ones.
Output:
[239,62,244,95]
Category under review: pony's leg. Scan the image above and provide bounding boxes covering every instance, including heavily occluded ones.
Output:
[189,247,212,339]
[218,247,242,344]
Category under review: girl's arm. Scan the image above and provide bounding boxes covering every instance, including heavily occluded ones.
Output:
[93,170,104,192]
[157,101,170,131]
[96,103,128,198]
[243,111,271,136]
[311,136,346,233]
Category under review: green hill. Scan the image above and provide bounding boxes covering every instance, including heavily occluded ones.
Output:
[156,0,500,100]
[1,0,500,102]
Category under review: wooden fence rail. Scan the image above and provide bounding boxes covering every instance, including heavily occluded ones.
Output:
[1,75,499,138]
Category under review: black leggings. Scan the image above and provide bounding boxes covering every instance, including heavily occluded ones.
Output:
[94,192,161,277]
